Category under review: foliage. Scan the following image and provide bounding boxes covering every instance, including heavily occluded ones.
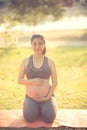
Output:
[0,15,18,51]
[0,0,64,25]
[0,46,87,110]
[0,0,65,50]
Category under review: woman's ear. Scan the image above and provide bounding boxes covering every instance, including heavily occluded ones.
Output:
[43,46,46,54]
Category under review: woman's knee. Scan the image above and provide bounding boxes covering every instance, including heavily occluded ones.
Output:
[41,108,56,123]
[23,109,38,122]
[41,97,57,123]
[23,97,39,122]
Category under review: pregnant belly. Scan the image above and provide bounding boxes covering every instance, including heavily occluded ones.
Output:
[26,85,50,99]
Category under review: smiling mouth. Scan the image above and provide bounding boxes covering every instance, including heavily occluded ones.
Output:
[35,49,41,51]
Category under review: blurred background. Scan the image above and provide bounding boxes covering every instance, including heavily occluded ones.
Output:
[0,0,87,110]
[0,0,87,48]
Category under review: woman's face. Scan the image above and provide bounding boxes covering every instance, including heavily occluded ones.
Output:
[31,38,45,54]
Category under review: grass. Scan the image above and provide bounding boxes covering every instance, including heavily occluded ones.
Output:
[0,46,87,109]
[0,46,87,130]
[0,29,87,48]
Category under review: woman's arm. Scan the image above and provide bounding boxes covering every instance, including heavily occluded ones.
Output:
[47,58,58,98]
[18,57,31,85]
[18,57,45,86]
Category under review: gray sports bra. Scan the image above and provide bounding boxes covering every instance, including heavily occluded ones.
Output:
[26,55,51,79]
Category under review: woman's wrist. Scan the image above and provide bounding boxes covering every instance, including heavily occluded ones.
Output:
[18,78,33,85]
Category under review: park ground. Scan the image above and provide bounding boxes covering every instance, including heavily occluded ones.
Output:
[0,29,87,130]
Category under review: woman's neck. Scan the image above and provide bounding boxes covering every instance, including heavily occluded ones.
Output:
[33,53,44,59]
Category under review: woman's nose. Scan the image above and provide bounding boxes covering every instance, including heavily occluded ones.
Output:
[36,44,39,48]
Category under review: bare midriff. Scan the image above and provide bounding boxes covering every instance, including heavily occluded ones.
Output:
[26,79,51,99]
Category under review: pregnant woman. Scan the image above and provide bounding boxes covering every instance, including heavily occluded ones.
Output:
[18,34,58,123]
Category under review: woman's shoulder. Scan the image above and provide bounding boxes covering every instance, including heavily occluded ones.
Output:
[46,56,54,62]
[22,56,29,63]
[46,56,55,67]
[21,55,32,66]
[23,54,32,61]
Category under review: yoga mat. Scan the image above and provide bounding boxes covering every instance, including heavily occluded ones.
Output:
[0,109,87,128]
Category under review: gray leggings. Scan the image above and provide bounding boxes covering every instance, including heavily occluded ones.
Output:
[23,96,58,123]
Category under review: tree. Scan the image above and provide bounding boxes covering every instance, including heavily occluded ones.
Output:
[8,0,64,25]
[61,0,73,7]
[0,0,64,50]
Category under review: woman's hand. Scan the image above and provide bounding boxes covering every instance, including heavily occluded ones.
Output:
[32,78,44,86]
[31,78,49,87]
[34,95,50,102]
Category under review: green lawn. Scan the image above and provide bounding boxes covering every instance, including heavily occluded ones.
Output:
[0,46,87,110]
[0,46,87,130]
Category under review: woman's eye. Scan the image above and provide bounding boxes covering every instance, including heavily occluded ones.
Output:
[33,42,43,46]
[39,42,43,46]
[33,43,36,46]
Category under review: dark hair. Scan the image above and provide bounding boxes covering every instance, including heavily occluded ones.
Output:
[31,34,46,55]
